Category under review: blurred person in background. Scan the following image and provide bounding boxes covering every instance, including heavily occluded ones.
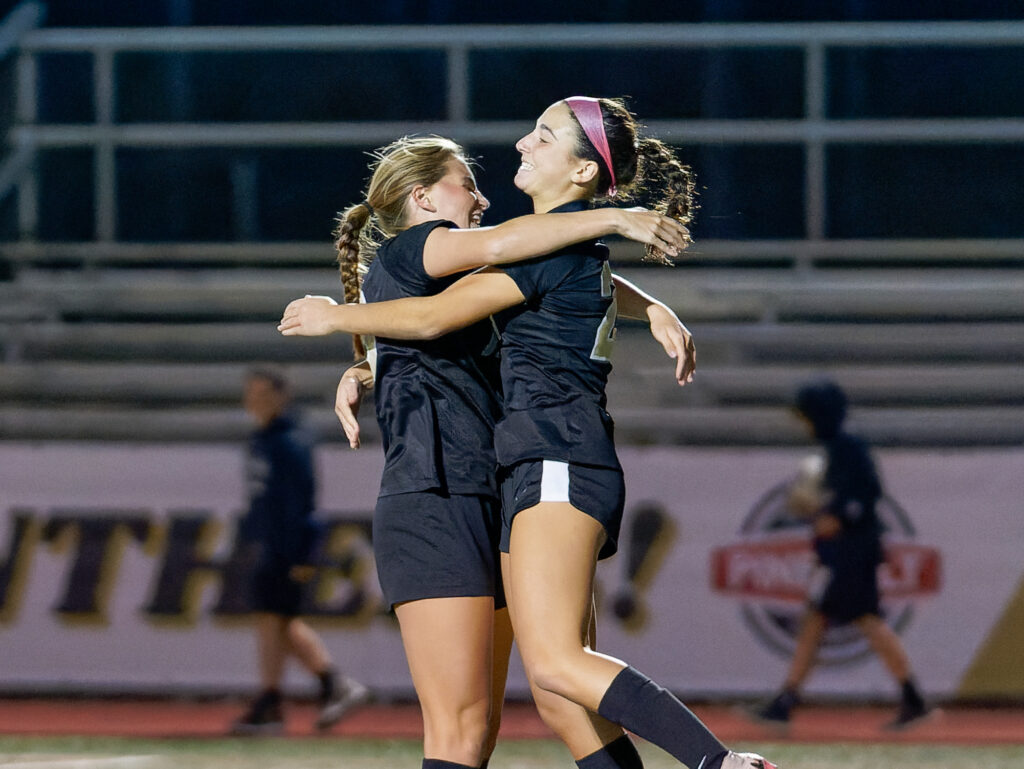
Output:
[753,377,931,731]
[232,366,369,735]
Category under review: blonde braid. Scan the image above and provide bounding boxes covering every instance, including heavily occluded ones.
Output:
[333,202,375,358]
[334,202,374,305]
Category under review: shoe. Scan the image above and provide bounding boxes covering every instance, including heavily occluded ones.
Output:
[722,751,779,769]
[231,691,284,736]
[750,689,797,725]
[315,676,371,731]
[884,699,933,731]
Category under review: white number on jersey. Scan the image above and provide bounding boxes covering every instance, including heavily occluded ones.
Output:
[590,262,617,362]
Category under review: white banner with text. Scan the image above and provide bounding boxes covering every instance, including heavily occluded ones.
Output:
[1,443,1021,701]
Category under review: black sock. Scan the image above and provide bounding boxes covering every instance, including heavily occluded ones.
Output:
[317,667,337,700]
[421,761,477,769]
[777,686,800,708]
[478,760,489,769]
[901,677,924,708]
[605,734,644,769]
[597,667,727,769]
[576,734,644,769]
[248,688,281,717]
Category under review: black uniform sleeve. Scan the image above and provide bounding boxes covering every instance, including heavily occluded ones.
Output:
[498,251,582,304]
[376,220,459,296]
[824,435,882,530]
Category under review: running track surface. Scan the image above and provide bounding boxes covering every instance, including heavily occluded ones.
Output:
[1,700,1022,744]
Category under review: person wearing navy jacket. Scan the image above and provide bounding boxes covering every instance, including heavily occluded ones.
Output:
[232,366,369,734]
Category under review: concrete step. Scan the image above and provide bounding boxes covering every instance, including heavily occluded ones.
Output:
[6,266,1024,323]
[3,321,1022,364]
[3,361,1022,409]
[4,402,1022,447]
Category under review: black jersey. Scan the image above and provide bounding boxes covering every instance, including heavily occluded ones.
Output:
[491,200,620,470]
[362,220,503,496]
[814,431,885,569]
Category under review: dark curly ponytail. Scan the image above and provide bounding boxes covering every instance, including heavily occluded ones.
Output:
[564,96,697,265]
[634,137,697,265]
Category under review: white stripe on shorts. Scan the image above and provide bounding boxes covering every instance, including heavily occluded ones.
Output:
[540,460,571,503]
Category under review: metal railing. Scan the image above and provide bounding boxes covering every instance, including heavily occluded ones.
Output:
[0,2,44,209]
[4,19,1024,266]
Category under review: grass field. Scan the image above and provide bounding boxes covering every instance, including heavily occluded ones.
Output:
[2,737,1024,768]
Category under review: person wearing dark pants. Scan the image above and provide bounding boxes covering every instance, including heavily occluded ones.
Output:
[754,378,930,731]
[232,367,369,735]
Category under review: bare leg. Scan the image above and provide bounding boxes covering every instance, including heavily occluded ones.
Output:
[856,614,911,681]
[783,610,827,691]
[506,504,628,711]
[751,610,825,725]
[500,551,627,760]
[483,607,514,762]
[232,612,289,733]
[284,617,333,675]
[507,503,736,769]
[255,613,288,691]
[395,596,496,766]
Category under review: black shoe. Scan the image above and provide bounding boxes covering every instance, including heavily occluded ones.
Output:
[315,676,371,731]
[751,689,798,725]
[231,691,285,735]
[884,699,932,731]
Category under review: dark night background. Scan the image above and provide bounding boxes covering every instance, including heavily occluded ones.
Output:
[2,1,1023,245]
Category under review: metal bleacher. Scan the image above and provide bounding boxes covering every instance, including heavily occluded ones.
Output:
[1,9,1023,446]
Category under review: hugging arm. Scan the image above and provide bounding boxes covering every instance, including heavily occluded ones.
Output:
[423,207,690,278]
[612,274,696,385]
[334,360,374,449]
[279,268,525,341]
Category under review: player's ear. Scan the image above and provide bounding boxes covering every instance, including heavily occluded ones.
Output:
[411,184,437,213]
[571,159,599,188]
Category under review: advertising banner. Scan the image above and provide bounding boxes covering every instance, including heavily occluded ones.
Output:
[1,443,1021,701]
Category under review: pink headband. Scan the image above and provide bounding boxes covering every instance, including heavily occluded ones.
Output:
[565,96,617,197]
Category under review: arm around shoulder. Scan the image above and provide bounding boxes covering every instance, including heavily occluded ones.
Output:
[421,208,625,277]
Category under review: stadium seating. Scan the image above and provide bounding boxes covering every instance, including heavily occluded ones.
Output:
[2,14,1022,447]
[1,252,1022,446]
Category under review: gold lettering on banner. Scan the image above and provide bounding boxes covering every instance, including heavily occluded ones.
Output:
[1,508,379,627]
[304,520,377,624]
[0,511,41,624]
[144,512,226,626]
[42,511,153,624]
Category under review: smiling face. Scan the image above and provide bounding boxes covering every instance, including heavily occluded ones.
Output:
[421,157,490,229]
[514,101,598,212]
